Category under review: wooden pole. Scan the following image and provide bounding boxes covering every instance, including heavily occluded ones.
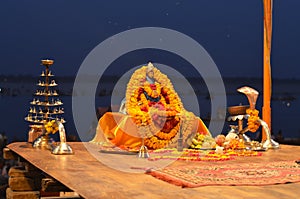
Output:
[262,0,273,141]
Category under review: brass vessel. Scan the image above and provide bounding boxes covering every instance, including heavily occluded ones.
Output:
[237,86,279,149]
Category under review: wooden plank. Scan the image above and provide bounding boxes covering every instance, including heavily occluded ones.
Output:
[6,142,300,199]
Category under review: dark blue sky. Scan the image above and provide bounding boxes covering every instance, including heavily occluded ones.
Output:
[1,0,300,78]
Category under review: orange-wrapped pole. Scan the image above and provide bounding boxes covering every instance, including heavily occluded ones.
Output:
[262,0,273,141]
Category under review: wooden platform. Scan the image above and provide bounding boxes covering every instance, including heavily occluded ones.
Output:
[6,142,300,199]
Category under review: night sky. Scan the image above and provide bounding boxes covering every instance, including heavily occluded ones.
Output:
[1,0,300,79]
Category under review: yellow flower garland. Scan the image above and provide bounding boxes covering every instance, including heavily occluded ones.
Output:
[246,108,260,132]
[143,82,161,99]
[125,65,196,149]
[44,120,59,134]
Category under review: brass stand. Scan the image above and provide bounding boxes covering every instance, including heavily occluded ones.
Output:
[32,134,53,150]
[137,138,149,158]
[236,86,280,150]
[52,143,73,155]
[259,119,280,149]
[25,59,66,150]
[51,121,74,155]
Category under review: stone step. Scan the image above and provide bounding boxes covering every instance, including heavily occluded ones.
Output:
[6,188,40,199]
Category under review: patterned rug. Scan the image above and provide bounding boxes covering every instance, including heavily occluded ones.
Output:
[147,161,300,187]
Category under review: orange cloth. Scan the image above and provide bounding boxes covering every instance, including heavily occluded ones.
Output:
[93,112,210,149]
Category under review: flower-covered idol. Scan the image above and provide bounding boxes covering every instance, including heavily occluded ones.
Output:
[93,62,211,150]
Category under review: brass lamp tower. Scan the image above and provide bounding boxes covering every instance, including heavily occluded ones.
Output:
[25,59,65,149]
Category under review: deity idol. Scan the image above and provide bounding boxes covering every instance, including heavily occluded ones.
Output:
[92,62,211,150]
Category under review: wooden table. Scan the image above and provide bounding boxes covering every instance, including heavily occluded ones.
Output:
[6,142,300,199]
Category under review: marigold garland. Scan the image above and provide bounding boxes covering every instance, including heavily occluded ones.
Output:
[125,65,201,149]
[246,108,261,132]
[147,148,262,161]
[44,120,59,134]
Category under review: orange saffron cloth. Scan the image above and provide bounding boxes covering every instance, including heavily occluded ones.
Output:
[92,112,210,149]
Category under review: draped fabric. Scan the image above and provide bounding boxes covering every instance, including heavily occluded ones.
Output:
[262,0,273,140]
[92,112,210,149]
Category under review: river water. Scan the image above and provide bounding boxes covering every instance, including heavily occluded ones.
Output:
[1,77,299,142]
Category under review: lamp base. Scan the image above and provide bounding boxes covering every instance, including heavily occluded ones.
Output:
[262,139,280,149]
[52,143,74,155]
[32,135,53,150]
[137,145,149,158]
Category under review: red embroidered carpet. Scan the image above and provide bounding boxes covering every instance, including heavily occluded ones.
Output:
[148,161,300,187]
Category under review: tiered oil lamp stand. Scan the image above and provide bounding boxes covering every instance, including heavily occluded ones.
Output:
[25,59,66,150]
